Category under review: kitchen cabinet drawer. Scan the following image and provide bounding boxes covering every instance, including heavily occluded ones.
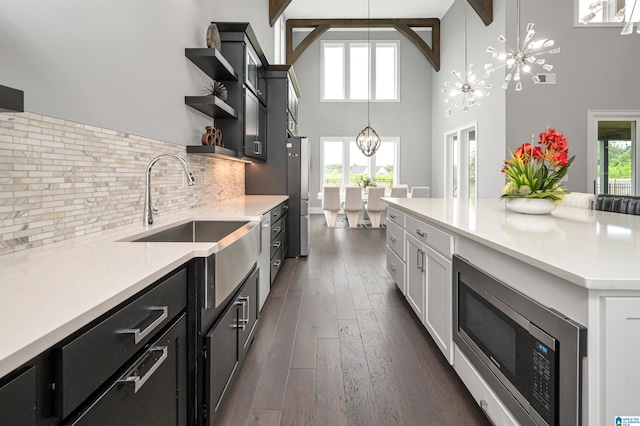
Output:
[0,366,36,425]
[270,247,283,283]
[405,215,453,257]
[280,201,289,218]
[65,314,188,426]
[270,230,283,259]
[387,207,405,228]
[270,204,282,224]
[454,346,519,426]
[386,220,405,260]
[56,267,187,419]
[271,217,283,242]
[386,245,405,295]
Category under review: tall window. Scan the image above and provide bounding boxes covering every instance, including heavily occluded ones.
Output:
[322,137,400,188]
[445,124,478,200]
[576,0,640,25]
[321,40,399,101]
[587,111,640,196]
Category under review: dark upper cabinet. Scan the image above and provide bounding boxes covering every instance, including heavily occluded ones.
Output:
[215,23,270,161]
[0,84,24,113]
[244,65,302,194]
[245,45,267,105]
[242,89,267,160]
[287,76,300,136]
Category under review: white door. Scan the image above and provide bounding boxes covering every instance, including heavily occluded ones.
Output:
[406,234,426,323]
[424,246,453,364]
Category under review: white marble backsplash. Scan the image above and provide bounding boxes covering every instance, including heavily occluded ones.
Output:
[0,112,244,255]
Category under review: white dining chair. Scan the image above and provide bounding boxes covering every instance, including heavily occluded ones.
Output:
[366,187,386,228]
[563,192,595,209]
[344,186,363,228]
[411,186,430,198]
[322,186,341,227]
[390,185,408,198]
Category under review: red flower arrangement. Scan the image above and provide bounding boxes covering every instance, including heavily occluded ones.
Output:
[501,127,575,202]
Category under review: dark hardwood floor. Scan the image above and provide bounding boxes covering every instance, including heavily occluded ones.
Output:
[215,215,491,426]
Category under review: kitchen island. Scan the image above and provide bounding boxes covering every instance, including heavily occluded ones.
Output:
[384,197,640,426]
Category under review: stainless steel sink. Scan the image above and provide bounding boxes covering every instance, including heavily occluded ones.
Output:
[120,219,261,308]
[124,220,251,244]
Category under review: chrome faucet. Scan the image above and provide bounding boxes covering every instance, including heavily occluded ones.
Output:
[144,154,195,226]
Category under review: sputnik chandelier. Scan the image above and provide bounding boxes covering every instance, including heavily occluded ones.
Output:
[581,0,639,34]
[483,0,560,91]
[442,0,491,114]
[355,0,381,157]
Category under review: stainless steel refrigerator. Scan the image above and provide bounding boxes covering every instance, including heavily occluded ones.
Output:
[244,136,310,257]
[286,136,310,257]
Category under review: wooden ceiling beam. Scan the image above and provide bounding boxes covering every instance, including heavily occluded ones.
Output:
[286,18,440,71]
[467,0,493,26]
[269,0,292,27]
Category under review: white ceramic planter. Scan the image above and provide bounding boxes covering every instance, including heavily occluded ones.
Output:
[506,198,557,215]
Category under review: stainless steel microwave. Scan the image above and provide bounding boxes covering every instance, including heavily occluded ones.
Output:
[453,255,587,426]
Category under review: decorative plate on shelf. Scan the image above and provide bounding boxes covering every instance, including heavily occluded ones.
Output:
[206,23,222,51]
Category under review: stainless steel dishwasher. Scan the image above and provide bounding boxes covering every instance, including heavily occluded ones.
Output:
[258,212,271,311]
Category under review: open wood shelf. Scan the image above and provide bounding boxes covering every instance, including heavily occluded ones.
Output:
[185,48,238,81]
[186,145,252,163]
[184,96,237,119]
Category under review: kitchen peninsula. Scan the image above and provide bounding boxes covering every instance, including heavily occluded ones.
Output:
[384,197,640,426]
[0,195,286,425]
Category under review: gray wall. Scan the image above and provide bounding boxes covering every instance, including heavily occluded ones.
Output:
[294,29,433,209]
[0,0,272,147]
[504,0,640,193]
[431,0,507,198]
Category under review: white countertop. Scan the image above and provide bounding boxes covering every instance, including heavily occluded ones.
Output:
[383,198,640,290]
[0,195,287,378]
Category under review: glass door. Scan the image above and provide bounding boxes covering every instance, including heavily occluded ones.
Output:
[445,123,478,199]
[588,111,640,196]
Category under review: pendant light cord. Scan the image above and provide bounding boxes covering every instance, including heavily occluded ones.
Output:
[367,0,371,128]
[463,0,468,72]
[516,0,521,49]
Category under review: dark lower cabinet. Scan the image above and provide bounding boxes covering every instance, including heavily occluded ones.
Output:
[0,267,188,426]
[0,366,37,425]
[205,267,259,423]
[64,314,188,426]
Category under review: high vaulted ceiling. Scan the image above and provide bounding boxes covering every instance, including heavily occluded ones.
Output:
[283,0,455,20]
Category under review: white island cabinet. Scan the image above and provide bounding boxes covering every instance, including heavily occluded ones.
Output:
[383,197,640,426]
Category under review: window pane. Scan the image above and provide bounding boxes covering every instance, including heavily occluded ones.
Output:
[468,130,477,200]
[349,44,369,100]
[323,140,344,186]
[324,45,344,100]
[578,0,640,23]
[375,44,397,100]
[452,135,459,198]
[597,120,635,195]
[349,142,369,185]
[374,141,396,188]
